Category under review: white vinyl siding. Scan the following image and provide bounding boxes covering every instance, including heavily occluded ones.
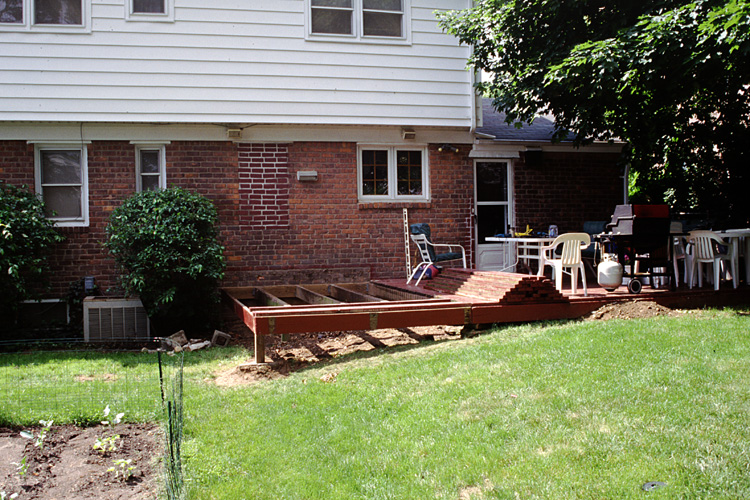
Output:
[34,143,89,227]
[0,0,473,127]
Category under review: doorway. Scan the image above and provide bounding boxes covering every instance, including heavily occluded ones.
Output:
[474,160,513,270]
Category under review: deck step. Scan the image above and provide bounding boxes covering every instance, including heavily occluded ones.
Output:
[425,268,568,304]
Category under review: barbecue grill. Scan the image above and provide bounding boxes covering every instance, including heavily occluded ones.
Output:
[598,204,674,293]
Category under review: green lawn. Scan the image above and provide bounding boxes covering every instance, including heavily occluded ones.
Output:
[3,309,750,499]
[182,309,750,499]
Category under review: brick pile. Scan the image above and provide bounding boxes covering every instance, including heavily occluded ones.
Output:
[425,268,568,304]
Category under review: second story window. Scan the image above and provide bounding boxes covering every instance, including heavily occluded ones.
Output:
[126,0,173,21]
[308,0,407,42]
[0,0,23,24]
[1,0,90,31]
[132,0,164,14]
[35,0,81,25]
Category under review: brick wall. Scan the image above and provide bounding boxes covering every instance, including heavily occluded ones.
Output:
[1,139,622,298]
[513,151,624,233]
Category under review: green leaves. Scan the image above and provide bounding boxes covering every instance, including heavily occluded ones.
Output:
[104,187,226,334]
[439,0,750,223]
[0,182,64,321]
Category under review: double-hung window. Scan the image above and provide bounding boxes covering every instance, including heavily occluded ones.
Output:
[309,0,408,41]
[134,143,167,192]
[126,0,174,22]
[34,144,89,226]
[358,145,428,201]
[1,0,90,31]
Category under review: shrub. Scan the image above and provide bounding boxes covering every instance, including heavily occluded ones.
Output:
[0,182,64,324]
[105,187,226,335]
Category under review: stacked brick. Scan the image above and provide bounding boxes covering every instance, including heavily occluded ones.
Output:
[425,268,568,304]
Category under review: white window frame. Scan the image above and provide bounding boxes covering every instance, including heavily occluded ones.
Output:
[357,144,429,202]
[125,0,174,23]
[133,142,168,192]
[33,142,89,227]
[306,0,411,45]
[0,0,92,33]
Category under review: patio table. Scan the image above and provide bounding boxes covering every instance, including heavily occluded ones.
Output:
[484,236,555,274]
[717,228,750,285]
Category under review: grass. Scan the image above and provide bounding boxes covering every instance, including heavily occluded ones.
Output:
[182,310,750,500]
[2,309,749,499]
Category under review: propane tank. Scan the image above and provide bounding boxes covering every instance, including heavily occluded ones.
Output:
[597,254,623,291]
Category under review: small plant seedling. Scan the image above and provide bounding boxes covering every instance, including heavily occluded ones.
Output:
[20,419,54,450]
[101,405,125,429]
[12,456,28,477]
[93,434,121,454]
[108,458,135,481]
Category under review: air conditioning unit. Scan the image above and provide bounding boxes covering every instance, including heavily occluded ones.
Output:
[84,297,150,341]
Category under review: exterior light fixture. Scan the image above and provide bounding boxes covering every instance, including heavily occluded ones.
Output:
[297,170,318,182]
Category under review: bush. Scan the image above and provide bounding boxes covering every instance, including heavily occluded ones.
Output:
[105,187,226,336]
[0,182,65,324]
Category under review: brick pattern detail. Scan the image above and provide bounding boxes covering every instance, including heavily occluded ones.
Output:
[513,151,624,233]
[426,268,568,304]
[1,139,623,300]
[238,143,290,229]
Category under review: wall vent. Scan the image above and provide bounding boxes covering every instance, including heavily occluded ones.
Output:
[84,297,150,341]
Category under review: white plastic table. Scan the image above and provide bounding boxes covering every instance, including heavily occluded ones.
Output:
[484,236,555,274]
[717,228,750,286]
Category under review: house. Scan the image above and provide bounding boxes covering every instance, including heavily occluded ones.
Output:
[0,0,624,313]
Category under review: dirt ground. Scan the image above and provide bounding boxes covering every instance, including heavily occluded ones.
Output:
[216,299,683,385]
[0,424,161,500]
[0,300,679,499]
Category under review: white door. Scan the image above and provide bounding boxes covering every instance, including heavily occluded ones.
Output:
[475,160,513,270]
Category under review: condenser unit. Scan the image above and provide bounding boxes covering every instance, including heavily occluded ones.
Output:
[84,297,150,341]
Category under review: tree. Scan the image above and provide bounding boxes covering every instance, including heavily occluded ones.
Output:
[0,182,65,323]
[105,187,226,335]
[439,0,750,225]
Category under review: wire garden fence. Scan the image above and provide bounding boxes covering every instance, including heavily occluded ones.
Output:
[0,339,185,499]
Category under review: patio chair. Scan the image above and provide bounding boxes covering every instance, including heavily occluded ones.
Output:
[537,232,591,296]
[407,223,466,286]
[688,230,736,290]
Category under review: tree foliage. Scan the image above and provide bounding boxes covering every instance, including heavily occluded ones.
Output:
[0,182,65,319]
[105,187,226,335]
[439,0,750,224]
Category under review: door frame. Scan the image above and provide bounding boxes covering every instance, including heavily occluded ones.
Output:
[473,159,514,270]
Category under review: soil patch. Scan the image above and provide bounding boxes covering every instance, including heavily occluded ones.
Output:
[584,300,682,321]
[0,423,161,500]
[215,324,465,386]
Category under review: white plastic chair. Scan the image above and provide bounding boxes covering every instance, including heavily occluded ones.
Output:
[688,230,736,290]
[406,224,466,286]
[537,232,591,296]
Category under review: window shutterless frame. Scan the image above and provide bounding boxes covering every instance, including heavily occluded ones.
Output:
[306,0,410,44]
[33,143,89,227]
[133,143,168,192]
[357,145,429,202]
[1,0,92,32]
[125,0,174,22]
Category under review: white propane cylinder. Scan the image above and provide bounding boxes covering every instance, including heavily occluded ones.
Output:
[597,254,623,291]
